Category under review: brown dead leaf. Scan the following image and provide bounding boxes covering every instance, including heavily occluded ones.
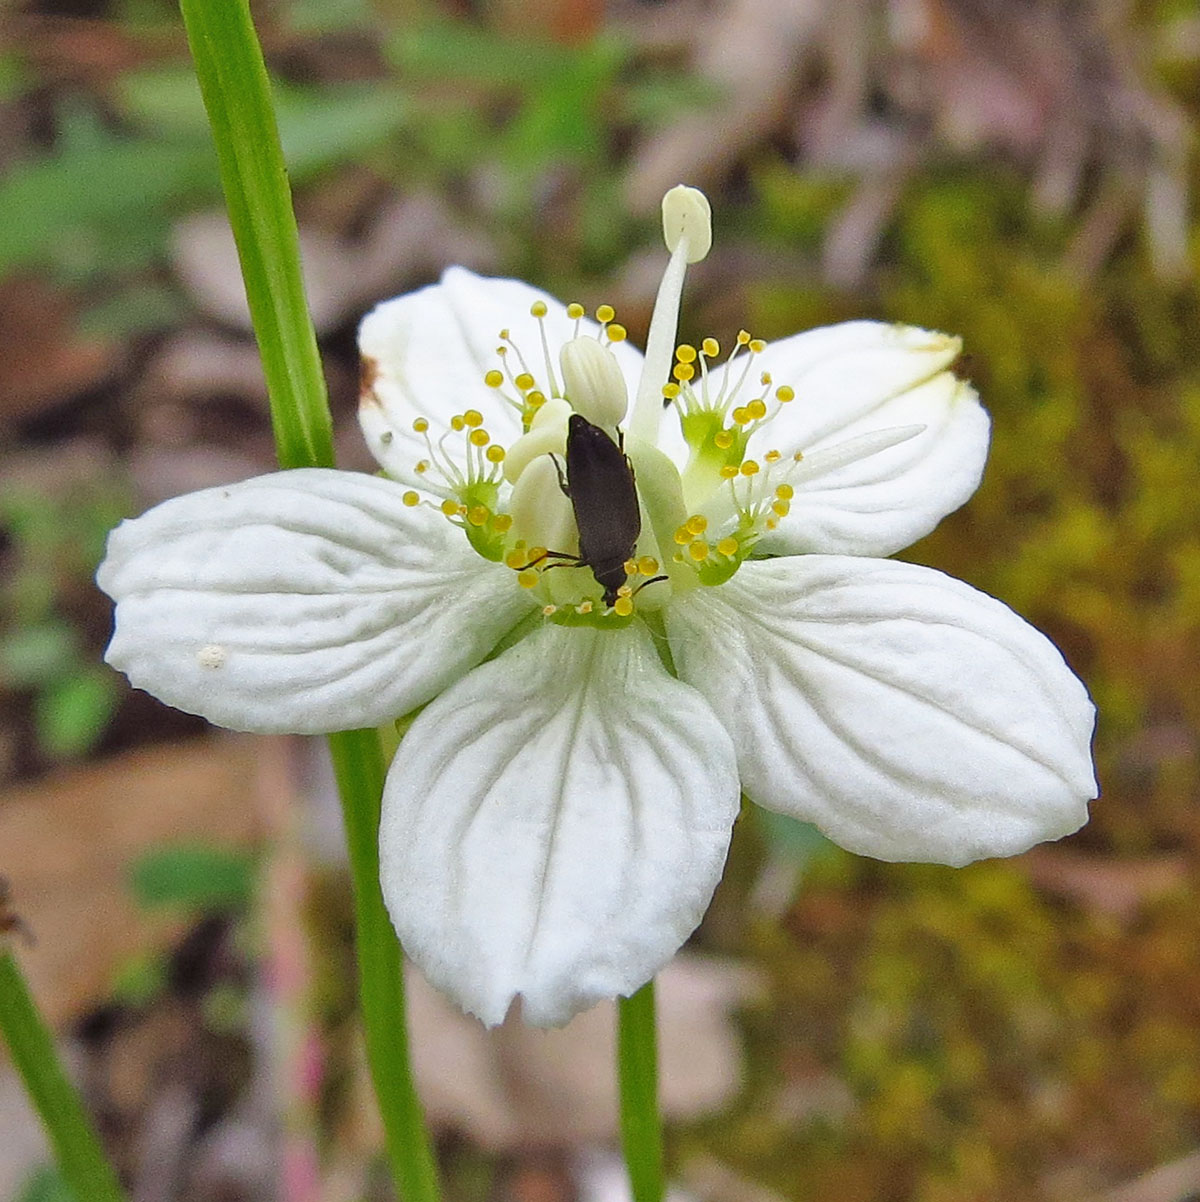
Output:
[1022,847,1189,921]
[0,736,268,1033]
[406,955,759,1150]
[0,276,121,425]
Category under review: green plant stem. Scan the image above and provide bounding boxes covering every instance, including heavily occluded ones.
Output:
[329,730,439,1202]
[177,0,333,471]
[0,950,128,1202]
[618,981,664,1202]
[176,2,439,1197]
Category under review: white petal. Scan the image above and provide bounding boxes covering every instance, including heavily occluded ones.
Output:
[666,557,1097,867]
[97,470,533,734]
[359,268,645,484]
[749,322,989,556]
[379,621,740,1027]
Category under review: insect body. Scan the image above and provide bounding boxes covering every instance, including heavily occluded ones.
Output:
[559,413,642,606]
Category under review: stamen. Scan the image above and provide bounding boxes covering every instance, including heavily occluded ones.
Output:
[530,300,561,398]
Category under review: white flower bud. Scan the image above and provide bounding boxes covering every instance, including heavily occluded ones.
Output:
[661,185,712,263]
[559,337,629,427]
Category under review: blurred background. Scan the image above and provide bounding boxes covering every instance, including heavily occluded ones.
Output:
[2,0,1200,1198]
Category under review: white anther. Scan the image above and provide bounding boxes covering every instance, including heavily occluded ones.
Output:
[508,455,578,552]
[559,336,629,427]
[503,415,569,483]
[531,397,573,431]
[661,185,712,263]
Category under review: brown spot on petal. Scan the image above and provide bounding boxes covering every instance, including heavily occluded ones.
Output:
[359,355,380,403]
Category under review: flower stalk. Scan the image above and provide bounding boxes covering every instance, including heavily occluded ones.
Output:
[618,983,665,1202]
[0,948,128,1202]
[175,0,438,1196]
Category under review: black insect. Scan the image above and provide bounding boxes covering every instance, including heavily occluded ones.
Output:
[550,414,643,607]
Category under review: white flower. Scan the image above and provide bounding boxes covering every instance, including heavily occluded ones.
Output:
[97,187,1097,1027]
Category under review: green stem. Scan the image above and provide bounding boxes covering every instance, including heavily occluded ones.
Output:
[0,950,128,1202]
[618,981,665,1202]
[177,0,334,471]
[176,2,439,1196]
[329,730,439,1201]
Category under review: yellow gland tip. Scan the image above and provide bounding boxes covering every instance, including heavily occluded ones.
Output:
[567,302,585,319]
[675,343,697,363]
[402,491,420,507]
[740,460,760,476]
[749,338,766,353]
[673,526,693,545]
[623,559,639,575]
[719,465,739,479]
[717,536,738,557]
[747,399,767,420]
[528,546,548,562]
[596,304,615,323]
[514,372,535,392]
[662,382,681,399]
[486,445,506,462]
[484,370,504,388]
[638,556,660,576]
[688,540,710,562]
[732,406,750,425]
[773,499,791,517]
[530,300,548,317]
[613,596,634,617]
[440,499,460,516]
[467,505,489,526]
[672,362,695,382]
[713,430,734,449]
[736,329,751,345]
[518,569,539,589]
[775,483,794,499]
[463,409,483,427]
[776,385,795,402]
[492,513,513,532]
[505,549,527,569]
[685,514,708,535]
[412,417,429,433]
[450,415,466,431]
[470,429,491,447]
[527,390,546,407]
[416,459,430,473]
[702,337,719,357]
[607,324,627,342]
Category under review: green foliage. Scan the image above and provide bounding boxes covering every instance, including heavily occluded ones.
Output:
[0,480,130,762]
[14,1166,76,1202]
[128,844,257,911]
